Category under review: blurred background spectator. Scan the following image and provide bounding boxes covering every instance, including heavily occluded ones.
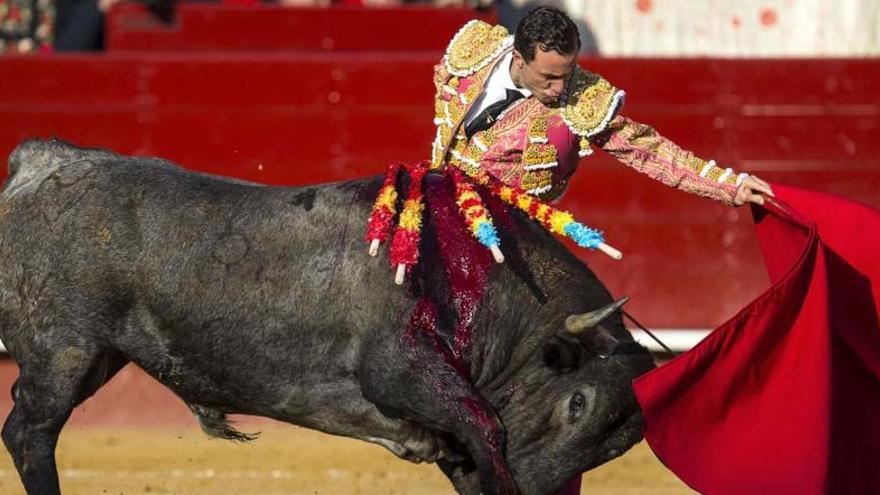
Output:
[1,0,173,53]
[54,0,172,50]
[5,0,879,56]
[54,0,113,50]
[0,0,54,53]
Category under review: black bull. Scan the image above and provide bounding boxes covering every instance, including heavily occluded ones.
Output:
[0,140,655,495]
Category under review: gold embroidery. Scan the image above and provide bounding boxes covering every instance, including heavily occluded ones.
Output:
[528,114,550,143]
[445,20,511,77]
[434,98,448,123]
[431,62,495,169]
[430,123,455,168]
[684,155,705,176]
[578,136,592,155]
[521,169,553,194]
[463,130,489,166]
[625,121,739,185]
[449,141,481,176]
[481,126,497,148]
[560,67,624,138]
[433,63,449,94]
[471,126,497,154]
[523,143,558,168]
[487,98,535,135]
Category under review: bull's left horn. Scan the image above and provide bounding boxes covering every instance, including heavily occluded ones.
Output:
[565,297,630,334]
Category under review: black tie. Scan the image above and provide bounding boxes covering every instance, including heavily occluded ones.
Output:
[465,89,524,139]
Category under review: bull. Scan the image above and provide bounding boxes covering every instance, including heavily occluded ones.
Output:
[0,139,654,495]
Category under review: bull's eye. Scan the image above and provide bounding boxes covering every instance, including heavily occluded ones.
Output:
[568,391,586,421]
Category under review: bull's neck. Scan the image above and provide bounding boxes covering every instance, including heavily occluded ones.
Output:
[461,223,597,395]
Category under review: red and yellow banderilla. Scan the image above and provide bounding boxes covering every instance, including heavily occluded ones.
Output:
[365,161,622,285]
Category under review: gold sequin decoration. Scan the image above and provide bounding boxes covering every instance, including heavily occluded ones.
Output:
[446,20,510,77]
[527,114,550,142]
[704,163,725,183]
[521,170,553,194]
[478,127,497,150]
[435,98,447,122]
[561,67,623,137]
[523,143,558,167]
[462,140,484,166]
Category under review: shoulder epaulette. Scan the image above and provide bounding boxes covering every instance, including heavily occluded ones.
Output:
[560,67,626,138]
[444,20,512,78]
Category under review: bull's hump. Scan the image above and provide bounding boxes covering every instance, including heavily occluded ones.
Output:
[1,139,260,200]
[3,139,124,197]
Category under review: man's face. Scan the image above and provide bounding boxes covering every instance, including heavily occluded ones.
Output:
[513,46,578,106]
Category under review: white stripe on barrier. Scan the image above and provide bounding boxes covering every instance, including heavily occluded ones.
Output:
[630,328,711,353]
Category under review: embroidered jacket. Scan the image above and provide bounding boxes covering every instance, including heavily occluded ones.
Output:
[430,20,746,205]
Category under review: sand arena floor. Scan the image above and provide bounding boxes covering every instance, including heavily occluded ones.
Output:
[0,360,695,495]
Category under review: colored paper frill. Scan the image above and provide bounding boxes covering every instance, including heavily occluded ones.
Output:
[364,162,402,245]
[448,165,501,250]
[456,165,605,249]
[389,161,429,269]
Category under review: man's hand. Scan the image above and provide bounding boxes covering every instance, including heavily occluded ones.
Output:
[734,175,774,206]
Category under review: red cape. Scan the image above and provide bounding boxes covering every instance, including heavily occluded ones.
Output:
[634,184,880,494]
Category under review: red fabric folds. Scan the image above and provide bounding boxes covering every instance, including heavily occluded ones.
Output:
[633,184,880,495]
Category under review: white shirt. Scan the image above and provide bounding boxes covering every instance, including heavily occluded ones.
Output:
[464,47,532,127]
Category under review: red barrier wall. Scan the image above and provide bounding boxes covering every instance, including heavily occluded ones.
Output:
[106,4,495,52]
[1,53,877,328]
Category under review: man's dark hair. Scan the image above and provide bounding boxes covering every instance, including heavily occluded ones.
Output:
[514,6,581,62]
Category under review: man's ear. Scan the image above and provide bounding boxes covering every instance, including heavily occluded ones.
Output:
[511,49,525,68]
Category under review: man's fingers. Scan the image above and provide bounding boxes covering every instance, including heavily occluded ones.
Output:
[735,175,774,206]
[747,176,774,196]
[734,187,749,206]
[753,183,774,197]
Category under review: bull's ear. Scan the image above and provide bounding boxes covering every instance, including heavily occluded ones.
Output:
[576,325,621,359]
[542,335,581,372]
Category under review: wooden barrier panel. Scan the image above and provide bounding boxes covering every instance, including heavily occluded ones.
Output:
[106,3,495,52]
[1,54,877,328]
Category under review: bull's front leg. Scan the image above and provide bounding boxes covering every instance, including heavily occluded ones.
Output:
[360,325,517,495]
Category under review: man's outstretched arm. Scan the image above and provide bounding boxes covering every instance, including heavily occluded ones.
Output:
[592,115,773,206]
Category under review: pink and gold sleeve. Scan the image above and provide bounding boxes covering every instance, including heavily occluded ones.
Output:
[593,115,747,205]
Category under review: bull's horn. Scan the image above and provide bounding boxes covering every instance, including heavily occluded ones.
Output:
[565,297,630,334]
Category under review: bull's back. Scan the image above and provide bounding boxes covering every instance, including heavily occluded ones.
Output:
[0,139,417,420]
[2,139,398,322]
[0,139,225,294]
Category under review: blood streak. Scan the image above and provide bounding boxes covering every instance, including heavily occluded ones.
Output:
[398,171,517,485]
